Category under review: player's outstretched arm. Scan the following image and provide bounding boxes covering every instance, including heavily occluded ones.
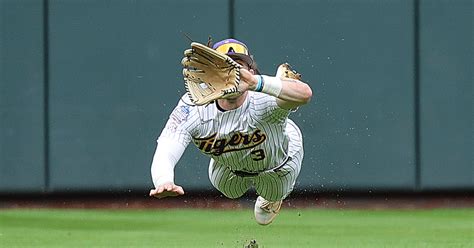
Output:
[274,78,312,109]
[150,96,197,199]
[150,137,187,199]
[149,182,185,199]
[240,68,312,110]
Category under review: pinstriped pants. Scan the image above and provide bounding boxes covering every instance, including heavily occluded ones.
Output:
[208,121,304,202]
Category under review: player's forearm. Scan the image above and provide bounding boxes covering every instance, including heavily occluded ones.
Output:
[150,137,187,187]
[252,75,312,109]
[277,78,312,105]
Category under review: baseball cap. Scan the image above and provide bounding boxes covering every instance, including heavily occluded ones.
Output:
[212,38,259,73]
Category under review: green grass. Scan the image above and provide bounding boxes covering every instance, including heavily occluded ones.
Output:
[0,208,472,247]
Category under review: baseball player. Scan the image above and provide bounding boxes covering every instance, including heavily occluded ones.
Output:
[149,38,312,225]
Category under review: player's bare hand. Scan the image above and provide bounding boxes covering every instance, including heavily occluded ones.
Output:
[149,182,185,199]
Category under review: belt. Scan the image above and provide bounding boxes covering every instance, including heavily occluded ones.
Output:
[231,157,292,177]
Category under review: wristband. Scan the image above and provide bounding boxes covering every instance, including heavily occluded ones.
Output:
[254,75,264,92]
[261,75,283,97]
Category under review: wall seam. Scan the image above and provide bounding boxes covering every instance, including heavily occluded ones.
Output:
[43,0,50,192]
[414,0,421,192]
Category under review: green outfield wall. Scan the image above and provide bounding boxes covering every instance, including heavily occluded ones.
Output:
[0,0,46,192]
[418,0,472,190]
[0,0,472,193]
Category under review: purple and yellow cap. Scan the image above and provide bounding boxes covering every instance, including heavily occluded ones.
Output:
[212,38,258,72]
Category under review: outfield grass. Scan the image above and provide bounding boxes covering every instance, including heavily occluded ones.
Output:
[0,208,472,247]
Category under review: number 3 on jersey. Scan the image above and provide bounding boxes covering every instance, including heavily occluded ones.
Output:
[250,149,265,161]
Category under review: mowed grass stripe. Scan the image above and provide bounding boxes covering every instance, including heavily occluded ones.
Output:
[0,208,472,248]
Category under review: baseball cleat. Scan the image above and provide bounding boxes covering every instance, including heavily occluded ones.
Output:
[254,196,282,225]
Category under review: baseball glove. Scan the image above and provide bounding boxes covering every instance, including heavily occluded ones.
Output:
[181,42,242,106]
[276,63,302,80]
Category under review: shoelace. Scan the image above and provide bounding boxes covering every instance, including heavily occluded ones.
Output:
[260,199,282,213]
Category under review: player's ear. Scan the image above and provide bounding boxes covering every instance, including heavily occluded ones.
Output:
[249,69,255,75]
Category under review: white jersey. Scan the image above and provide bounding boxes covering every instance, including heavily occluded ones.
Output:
[160,91,294,173]
[156,91,304,201]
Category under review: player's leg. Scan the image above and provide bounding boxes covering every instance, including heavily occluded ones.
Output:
[253,120,304,224]
[255,120,303,201]
[208,158,252,199]
[254,155,302,201]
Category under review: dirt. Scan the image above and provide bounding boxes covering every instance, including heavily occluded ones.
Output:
[1,191,473,210]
